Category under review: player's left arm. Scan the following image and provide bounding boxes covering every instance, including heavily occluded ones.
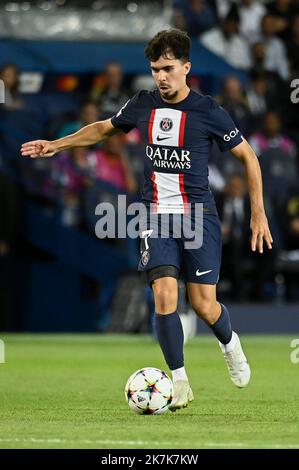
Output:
[230,139,273,253]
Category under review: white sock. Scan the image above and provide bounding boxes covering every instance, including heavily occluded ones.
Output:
[172,366,188,383]
[222,331,237,353]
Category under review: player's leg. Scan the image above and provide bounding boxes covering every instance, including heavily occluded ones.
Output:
[151,273,183,375]
[186,282,250,388]
[138,220,193,409]
[183,203,250,387]
[186,283,230,341]
[149,267,194,410]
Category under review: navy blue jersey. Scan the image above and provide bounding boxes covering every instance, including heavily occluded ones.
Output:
[111,89,243,213]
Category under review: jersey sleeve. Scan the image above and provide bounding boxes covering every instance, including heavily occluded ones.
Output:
[206,97,243,152]
[111,92,140,133]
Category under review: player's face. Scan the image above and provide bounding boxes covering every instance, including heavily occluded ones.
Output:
[150,55,191,103]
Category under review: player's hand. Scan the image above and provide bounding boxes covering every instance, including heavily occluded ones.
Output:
[250,212,273,253]
[21,140,57,158]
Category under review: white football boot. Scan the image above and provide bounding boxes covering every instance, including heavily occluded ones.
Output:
[169,380,194,411]
[219,331,251,388]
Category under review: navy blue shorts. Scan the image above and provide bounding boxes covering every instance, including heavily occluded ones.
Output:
[137,202,222,284]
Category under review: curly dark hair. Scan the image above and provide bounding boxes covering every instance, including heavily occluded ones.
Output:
[145,29,191,63]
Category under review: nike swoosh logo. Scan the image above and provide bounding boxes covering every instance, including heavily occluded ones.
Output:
[196,269,212,277]
[157,136,171,141]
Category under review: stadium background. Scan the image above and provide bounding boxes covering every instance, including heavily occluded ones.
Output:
[0,0,299,335]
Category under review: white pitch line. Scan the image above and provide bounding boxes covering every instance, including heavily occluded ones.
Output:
[0,438,299,448]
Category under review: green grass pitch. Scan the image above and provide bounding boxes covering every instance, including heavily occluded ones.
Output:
[0,334,298,449]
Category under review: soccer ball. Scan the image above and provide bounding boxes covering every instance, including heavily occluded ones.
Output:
[125,367,173,415]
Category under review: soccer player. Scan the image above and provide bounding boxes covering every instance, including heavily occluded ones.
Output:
[21,29,273,411]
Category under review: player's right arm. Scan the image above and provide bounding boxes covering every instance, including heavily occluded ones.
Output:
[21,118,118,158]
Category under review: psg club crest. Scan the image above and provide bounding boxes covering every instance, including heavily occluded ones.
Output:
[141,250,150,266]
[159,117,173,132]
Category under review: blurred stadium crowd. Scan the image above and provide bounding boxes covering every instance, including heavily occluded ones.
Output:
[0,0,299,331]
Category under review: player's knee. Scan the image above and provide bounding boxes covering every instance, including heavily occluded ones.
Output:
[152,280,178,315]
[154,287,177,314]
[191,298,218,324]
